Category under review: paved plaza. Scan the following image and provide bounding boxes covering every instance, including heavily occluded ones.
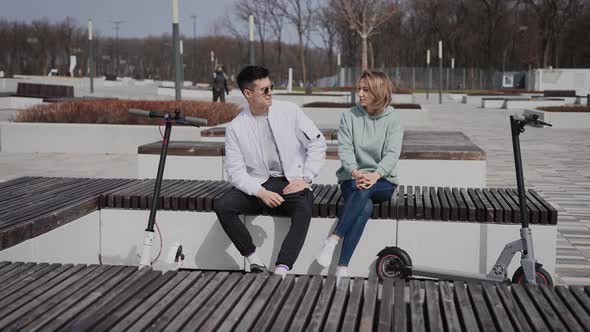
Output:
[0,92,589,284]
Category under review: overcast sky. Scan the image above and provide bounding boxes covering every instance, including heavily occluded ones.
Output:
[0,0,239,38]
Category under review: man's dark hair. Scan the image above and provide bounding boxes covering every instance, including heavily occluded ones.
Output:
[236,65,270,92]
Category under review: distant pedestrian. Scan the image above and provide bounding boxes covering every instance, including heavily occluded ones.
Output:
[212,66,229,103]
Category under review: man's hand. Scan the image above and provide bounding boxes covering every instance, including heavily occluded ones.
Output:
[282,178,309,195]
[257,188,285,208]
[355,171,381,190]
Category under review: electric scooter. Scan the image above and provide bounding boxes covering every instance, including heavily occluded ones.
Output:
[375,113,553,285]
[128,108,207,269]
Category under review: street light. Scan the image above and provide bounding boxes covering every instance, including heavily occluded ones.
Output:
[88,19,94,93]
[438,40,443,104]
[249,15,255,65]
[426,49,430,99]
[172,0,181,100]
[111,20,124,77]
[191,15,197,84]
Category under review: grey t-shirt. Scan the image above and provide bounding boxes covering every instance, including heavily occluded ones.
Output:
[254,112,284,177]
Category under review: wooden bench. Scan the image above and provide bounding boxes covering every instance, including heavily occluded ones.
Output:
[15,82,74,99]
[0,177,557,278]
[141,130,487,187]
[544,90,577,97]
[0,262,586,331]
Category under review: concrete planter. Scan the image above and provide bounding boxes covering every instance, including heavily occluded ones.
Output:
[138,156,486,187]
[0,97,44,110]
[0,122,206,153]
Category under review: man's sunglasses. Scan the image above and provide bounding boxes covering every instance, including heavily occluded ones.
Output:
[247,83,274,96]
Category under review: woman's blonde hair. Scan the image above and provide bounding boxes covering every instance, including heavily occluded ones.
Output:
[357,71,394,112]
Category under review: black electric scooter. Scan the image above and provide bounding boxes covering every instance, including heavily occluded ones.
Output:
[375,113,554,285]
[127,108,207,268]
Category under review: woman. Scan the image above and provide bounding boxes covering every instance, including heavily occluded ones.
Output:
[316,71,403,279]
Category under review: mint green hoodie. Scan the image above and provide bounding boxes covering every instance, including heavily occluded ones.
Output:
[336,105,404,184]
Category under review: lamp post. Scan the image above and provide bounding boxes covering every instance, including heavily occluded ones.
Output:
[88,19,94,93]
[451,57,455,91]
[191,15,197,84]
[172,0,181,100]
[211,51,215,75]
[111,20,124,77]
[249,15,255,65]
[426,49,430,99]
[438,40,443,104]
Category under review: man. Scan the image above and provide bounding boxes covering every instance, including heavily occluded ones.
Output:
[212,66,229,103]
[214,65,326,277]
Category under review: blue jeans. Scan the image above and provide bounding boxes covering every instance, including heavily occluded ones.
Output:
[333,179,396,266]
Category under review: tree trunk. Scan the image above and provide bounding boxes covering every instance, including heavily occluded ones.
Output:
[298,32,307,84]
[361,36,368,72]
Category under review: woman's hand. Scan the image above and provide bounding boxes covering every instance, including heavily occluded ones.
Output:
[356,172,381,190]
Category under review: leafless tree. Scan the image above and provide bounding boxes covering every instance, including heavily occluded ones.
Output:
[333,0,398,71]
[276,0,316,83]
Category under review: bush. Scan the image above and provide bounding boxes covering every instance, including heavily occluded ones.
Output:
[302,102,421,109]
[16,99,242,126]
[537,106,590,112]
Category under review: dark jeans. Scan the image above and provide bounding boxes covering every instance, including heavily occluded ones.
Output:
[334,179,396,266]
[214,177,313,269]
[213,90,226,102]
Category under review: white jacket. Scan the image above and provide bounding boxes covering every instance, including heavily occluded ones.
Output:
[225,100,327,196]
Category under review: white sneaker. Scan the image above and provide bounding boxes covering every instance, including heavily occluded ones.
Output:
[274,264,289,279]
[335,266,348,286]
[316,237,338,267]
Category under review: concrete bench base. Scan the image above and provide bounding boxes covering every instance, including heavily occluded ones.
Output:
[397,220,556,277]
[137,156,486,187]
[0,209,556,279]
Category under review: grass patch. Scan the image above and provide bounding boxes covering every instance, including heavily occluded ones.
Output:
[537,106,590,112]
[16,99,242,126]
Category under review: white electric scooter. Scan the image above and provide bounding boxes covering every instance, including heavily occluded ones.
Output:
[128,108,207,269]
[375,113,553,285]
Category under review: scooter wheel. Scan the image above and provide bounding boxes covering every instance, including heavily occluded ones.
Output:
[511,266,553,287]
[376,247,412,281]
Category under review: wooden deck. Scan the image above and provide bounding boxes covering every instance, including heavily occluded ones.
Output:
[0,177,557,251]
[0,261,587,331]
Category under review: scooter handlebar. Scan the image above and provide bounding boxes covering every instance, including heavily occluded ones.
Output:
[512,113,552,127]
[128,108,207,127]
[181,116,208,127]
[128,108,161,118]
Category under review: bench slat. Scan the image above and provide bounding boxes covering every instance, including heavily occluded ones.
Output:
[481,282,516,332]
[378,278,394,331]
[439,281,462,331]
[359,278,378,332]
[422,186,432,220]
[215,273,268,331]
[406,186,415,219]
[340,279,363,332]
[271,276,313,331]
[409,280,426,331]
[308,276,338,331]
[430,187,441,220]
[178,272,243,330]
[290,275,324,332]
[254,275,296,331]
[555,286,590,329]
[397,186,406,219]
[510,284,550,331]
[323,277,350,332]
[437,187,450,221]
[237,274,283,331]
